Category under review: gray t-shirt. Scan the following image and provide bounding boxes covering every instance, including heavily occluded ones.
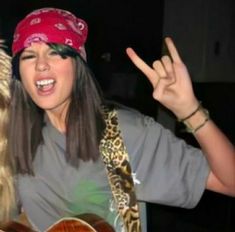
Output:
[16,108,209,232]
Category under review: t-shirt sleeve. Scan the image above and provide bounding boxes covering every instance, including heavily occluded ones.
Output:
[117,108,210,209]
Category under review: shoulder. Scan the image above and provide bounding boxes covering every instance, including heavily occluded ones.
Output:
[114,105,190,153]
[116,106,157,130]
[114,106,167,146]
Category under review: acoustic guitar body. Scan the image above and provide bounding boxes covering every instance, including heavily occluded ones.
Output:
[1,213,115,232]
[47,213,114,232]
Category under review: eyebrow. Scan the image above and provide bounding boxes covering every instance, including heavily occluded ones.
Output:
[23,46,52,54]
[22,49,35,54]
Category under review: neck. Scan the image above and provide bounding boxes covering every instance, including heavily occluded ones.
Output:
[45,104,69,133]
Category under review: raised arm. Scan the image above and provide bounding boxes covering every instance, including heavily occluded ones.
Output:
[126,37,235,196]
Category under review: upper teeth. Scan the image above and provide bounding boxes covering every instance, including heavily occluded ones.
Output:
[36,79,54,87]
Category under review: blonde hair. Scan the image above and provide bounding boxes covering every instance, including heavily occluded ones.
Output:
[0,40,16,223]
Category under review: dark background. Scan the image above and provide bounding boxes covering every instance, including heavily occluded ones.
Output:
[0,1,234,231]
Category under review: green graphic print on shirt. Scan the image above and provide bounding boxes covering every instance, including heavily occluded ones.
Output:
[67,178,123,231]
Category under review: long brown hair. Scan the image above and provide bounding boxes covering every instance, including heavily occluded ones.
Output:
[0,41,16,223]
[9,44,107,174]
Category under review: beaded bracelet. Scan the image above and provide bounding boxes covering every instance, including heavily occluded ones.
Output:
[178,102,210,134]
[184,108,210,134]
[178,102,202,123]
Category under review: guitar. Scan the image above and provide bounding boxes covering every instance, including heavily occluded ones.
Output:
[0,213,115,232]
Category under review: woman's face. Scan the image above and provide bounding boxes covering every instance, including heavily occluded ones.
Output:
[19,42,76,115]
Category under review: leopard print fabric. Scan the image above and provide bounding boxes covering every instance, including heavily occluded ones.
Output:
[99,109,141,232]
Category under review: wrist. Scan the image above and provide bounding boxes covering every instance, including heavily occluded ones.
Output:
[178,102,202,122]
[174,98,200,120]
[178,102,210,134]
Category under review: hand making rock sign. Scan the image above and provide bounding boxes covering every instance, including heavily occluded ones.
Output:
[126,37,199,119]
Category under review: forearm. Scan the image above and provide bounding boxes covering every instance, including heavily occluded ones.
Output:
[126,36,235,194]
[185,108,235,192]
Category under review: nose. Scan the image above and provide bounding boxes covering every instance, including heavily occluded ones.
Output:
[35,57,50,72]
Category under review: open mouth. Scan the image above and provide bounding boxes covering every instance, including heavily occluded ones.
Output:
[36,79,56,91]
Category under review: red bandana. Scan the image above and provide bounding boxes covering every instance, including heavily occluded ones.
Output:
[12,8,88,59]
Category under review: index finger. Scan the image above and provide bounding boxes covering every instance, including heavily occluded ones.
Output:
[164,37,182,63]
[126,47,159,86]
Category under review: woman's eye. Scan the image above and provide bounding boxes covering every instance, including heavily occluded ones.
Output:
[49,50,60,56]
[20,55,35,60]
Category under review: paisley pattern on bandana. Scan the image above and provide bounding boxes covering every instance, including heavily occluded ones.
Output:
[12,7,88,60]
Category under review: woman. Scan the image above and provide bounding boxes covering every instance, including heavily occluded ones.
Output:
[8,7,235,232]
[0,40,16,224]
